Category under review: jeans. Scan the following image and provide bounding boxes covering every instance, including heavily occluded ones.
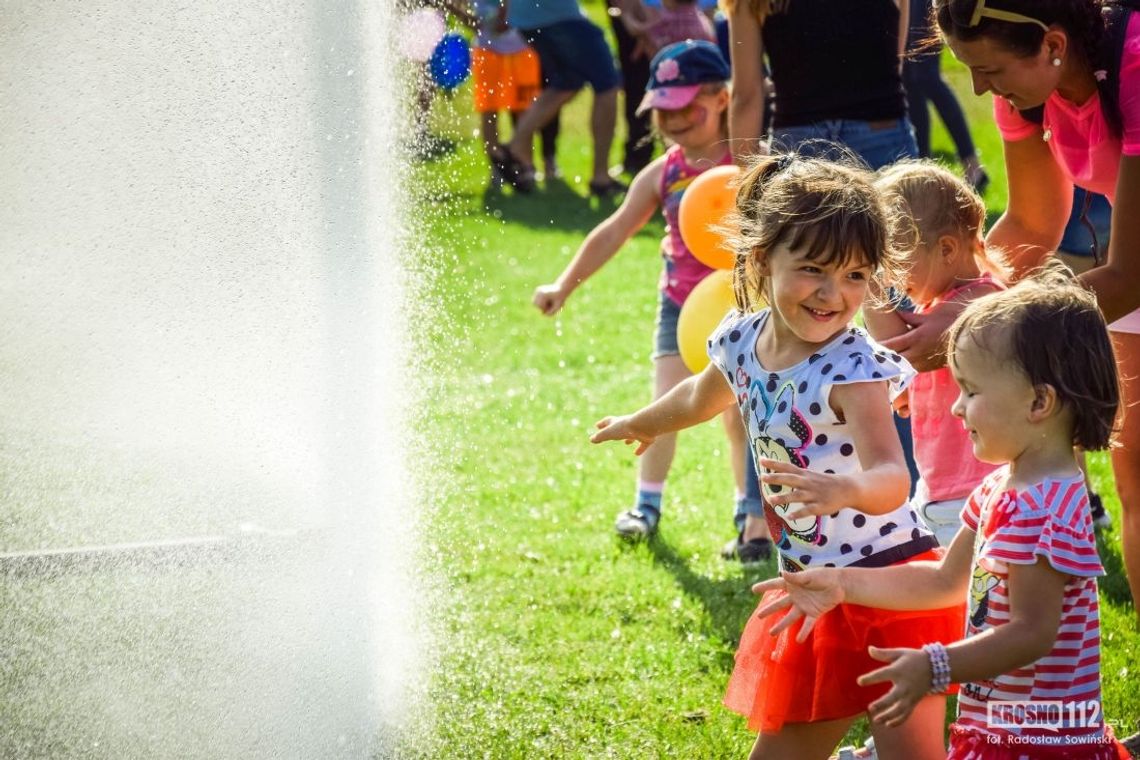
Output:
[770,117,919,171]
[904,52,976,160]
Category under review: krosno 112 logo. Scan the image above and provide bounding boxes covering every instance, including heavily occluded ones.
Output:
[987,701,1102,732]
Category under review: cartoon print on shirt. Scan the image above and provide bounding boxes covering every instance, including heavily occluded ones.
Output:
[968,564,1000,630]
[753,383,819,544]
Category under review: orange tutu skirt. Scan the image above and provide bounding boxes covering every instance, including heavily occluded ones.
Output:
[723,548,965,733]
[948,724,1131,759]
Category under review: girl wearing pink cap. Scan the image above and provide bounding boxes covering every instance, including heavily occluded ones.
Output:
[534,41,773,557]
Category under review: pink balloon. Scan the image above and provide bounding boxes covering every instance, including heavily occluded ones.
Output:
[399,9,446,63]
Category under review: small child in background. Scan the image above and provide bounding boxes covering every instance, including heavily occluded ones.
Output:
[592,154,962,758]
[864,161,1006,547]
[466,0,559,191]
[754,270,1129,759]
[534,41,772,556]
[619,0,715,60]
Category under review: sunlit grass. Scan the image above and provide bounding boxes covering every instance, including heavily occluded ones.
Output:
[405,6,1139,755]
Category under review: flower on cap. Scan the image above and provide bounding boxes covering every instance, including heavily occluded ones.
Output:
[656,58,680,83]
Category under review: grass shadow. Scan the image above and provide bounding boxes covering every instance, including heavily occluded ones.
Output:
[479,177,629,235]
[1097,528,1137,610]
[643,537,777,672]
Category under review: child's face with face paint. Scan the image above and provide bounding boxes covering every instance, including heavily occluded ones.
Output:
[653,87,728,150]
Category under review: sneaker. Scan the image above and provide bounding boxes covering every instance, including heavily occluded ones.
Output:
[1090,492,1113,530]
[721,533,773,564]
[615,506,659,540]
[488,165,504,192]
[543,156,562,181]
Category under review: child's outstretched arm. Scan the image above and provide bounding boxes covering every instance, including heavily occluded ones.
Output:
[591,363,735,454]
[617,0,653,34]
[753,525,975,642]
[533,159,664,316]
[761,380,909,519]
[857,556,1067,727]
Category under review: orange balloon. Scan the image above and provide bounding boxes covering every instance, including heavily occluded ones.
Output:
[676,269,736,374]
[678,164,741,270]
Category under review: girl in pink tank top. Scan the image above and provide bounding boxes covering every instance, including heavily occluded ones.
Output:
[865,161,1005,547]
[532,42,771,549]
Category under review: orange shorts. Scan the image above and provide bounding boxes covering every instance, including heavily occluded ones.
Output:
[723,548,966,734]
[472,47,541,113]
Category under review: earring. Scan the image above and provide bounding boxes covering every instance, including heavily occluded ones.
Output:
[1052,57,1062,66]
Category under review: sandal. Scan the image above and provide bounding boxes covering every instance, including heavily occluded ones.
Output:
[588,178,628,199]
[490,144,536,193]
[721,532,773,564]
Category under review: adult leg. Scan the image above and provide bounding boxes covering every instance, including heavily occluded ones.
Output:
[607,9,653,174]
[1111,331,1140,619]
[869,696,948,760]
[539,110,561,178]
[590,86,620,186]
[506,86,576,171]
[920,57,985,187]
[747,716,856,760]
[902,58,933,158]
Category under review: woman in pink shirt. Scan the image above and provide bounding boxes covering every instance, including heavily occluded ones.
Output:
[885,0,1140,638]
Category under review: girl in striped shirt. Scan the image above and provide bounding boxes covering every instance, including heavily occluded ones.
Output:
[753,269,1130,758]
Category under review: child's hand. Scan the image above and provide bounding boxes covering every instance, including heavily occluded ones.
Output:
[759,458,849,521]
[533,284,569,316]
[590,416,656,455]
[751,569,845,643]
[857,647,933,727]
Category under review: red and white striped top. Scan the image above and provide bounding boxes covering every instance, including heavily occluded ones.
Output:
[955,468,1106,743]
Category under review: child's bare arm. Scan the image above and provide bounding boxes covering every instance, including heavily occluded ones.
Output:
[533,159,664,315]
[856,555,1067,727]
[862,280,909,342]
[763,381,908,519]
[591,363,736,454]
[941,557,1066,684]
[753,525,974,642]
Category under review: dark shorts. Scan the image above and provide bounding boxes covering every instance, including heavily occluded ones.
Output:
[521,18,621,93]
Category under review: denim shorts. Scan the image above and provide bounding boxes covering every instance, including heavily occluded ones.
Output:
[652,292,682,360]
[1058,187,1111,259]
[522,18,621,93]
[769,117,919,171]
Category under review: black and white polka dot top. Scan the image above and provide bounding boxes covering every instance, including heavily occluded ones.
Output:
[708,309,938,573]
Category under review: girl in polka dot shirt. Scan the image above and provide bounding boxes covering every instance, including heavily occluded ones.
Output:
[592,154,963,759]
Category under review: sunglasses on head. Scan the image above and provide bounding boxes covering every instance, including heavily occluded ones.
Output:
[950,0,1049,30]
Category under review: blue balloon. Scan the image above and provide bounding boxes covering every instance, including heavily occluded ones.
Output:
[429,33,471,91]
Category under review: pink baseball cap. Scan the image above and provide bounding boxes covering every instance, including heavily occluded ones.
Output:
[637,84,703,115]
[635,40,730,115]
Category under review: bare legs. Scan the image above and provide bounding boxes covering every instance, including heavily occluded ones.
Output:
[506,86,618,187]
[1111,331,1140,620]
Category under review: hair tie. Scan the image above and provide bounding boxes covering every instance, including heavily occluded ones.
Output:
[775,153,795,173]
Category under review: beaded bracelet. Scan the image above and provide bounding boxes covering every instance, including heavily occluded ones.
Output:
[923,642,952,694]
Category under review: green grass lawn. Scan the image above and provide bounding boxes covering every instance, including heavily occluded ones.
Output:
[402,8,1140,757]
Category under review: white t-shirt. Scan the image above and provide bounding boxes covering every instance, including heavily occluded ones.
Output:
[708,310,933,572]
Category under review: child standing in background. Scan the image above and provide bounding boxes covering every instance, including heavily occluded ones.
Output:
[592,154,962,758]
[535,41,772,558]
[618,0,716,60]
[468,0,559,191]
[754,271,1129,759]
[865,161,1005,547]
